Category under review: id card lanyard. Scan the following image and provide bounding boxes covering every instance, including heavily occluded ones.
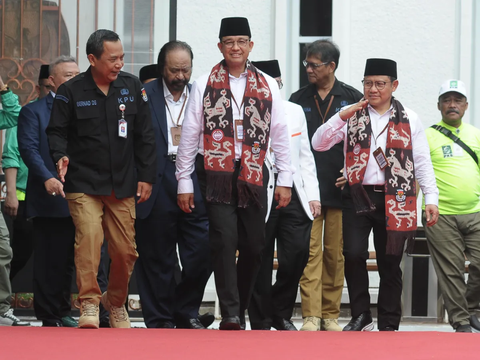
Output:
[118,104,127,138]
[231,94,245,142]
[371,122,389,170]
[166,90,188,147]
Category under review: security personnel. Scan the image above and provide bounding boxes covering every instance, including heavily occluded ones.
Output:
[46,29,156,329]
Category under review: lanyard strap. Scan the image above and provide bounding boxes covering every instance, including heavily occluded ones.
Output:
[372,122,389,146]
[165,92,188,127]
[314,94,335,124]
[231,94,245,116]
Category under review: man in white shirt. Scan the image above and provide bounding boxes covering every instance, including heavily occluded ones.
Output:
[312,58,439,331]
[248,60,320,331]
[135,41,212,330]
[176,17,293,330]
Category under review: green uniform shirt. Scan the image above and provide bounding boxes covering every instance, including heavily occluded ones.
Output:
[424,121,480,215]
[0,90,21,129]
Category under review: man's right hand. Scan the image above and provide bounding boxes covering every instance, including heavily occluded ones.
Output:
[44,177,65,198]
[339,99,369,121]
[56,156,69,182]
[4,192,19,218]
[177,193,195,213]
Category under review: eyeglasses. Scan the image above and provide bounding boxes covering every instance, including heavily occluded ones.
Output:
[362,80,391,90]
[222,39,250,48]
[303,60,328,69]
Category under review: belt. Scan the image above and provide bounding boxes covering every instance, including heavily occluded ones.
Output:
[166,153,177,162]
[363,184,385,193]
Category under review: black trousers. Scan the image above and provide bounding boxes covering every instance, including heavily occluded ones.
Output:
[8,200,34,281]
[135,161,211,328]
[248,186,311,327]
[32,216,75,323]
[342,185,403,330]
[196,155,269,318]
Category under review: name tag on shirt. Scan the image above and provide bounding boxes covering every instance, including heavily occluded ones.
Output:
[452,143,464,157]
[118,119,127,138]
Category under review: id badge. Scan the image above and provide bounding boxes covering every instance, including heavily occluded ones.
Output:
[171,126,182,146]
[118,119,127,138]
[373,147,388,170]
[235,119,244,142]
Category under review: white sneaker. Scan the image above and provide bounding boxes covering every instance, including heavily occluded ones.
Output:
[300,316,320,331]
[0,308,30,326]
[322,318,342,331]
[101,292,130,328]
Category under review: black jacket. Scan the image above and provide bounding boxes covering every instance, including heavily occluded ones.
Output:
[289,78,362,208]
[46,67,156,199]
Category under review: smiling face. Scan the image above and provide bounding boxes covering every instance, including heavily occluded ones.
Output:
[89,40,125,85]
[217,36,253,70]
[363,75,398,113]
[438,92,468,127]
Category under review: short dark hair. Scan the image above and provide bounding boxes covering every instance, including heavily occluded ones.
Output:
[305,39,340,71]
[86,29,120,59]
[157,40,193,75]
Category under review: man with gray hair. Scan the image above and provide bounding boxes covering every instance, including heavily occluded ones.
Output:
[17,55,80,327]
[424,80,480,333]
[289,39,362,331]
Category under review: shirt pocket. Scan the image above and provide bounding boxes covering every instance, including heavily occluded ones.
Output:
[75,106,101,136]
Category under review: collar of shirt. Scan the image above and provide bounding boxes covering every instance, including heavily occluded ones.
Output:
[440,120,463,134]
[228,69,248,80]
[50,90,56,98]
[162,78,188,104]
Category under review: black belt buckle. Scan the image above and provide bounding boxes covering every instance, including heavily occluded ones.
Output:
[373,184,384,192]
[167,153,177,162]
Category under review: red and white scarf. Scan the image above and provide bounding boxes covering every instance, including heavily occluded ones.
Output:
[345,98,417,255]
[203,60,272,207]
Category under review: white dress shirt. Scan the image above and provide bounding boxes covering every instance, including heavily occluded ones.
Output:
[163,79,188,155]
[311,103,439,206]
[176,67,293,194]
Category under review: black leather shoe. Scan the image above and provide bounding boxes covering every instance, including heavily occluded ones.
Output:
[469,315,480,333]
[157,321,175,328]
[343,312,374,331]
[272,318,297,331]
[456,324,472,333]
[176,318,206,329]
[379,326,396,331]
[198,312,215,328]
[250,322,271,330]
[219,316,241,330]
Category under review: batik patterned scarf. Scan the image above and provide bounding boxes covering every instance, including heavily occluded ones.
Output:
[203,60,272,207]
[345,98,417,255]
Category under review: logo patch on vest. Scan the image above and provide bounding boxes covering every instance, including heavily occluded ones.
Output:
[395,189,406,202]
[442,145,453,158]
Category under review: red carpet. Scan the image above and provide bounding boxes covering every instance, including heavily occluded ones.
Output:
[1,327,477,359]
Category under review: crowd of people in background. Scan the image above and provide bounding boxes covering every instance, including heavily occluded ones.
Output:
[0,16,479,334]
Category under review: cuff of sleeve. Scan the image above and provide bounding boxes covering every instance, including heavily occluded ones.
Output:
[424,193,439,207]
[275,171,293,188]
[331,112,347,127]
[178,178,194,194]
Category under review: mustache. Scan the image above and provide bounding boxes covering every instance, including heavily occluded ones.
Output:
[171,79,189,87]
[447,109,459,114]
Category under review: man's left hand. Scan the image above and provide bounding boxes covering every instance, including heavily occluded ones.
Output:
[275,186,291,209]
[425,204,439,227]
[136,182,152,204]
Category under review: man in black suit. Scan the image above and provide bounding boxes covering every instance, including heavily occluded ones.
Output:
[135,41,212,329]
[17,56,80,327]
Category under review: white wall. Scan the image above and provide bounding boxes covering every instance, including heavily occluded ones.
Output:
[176,0,274,81]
